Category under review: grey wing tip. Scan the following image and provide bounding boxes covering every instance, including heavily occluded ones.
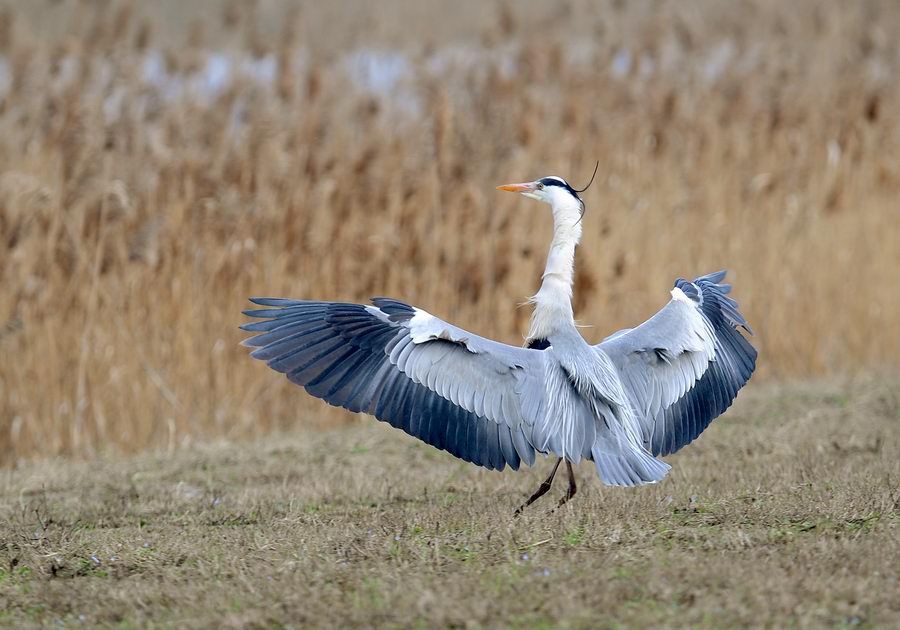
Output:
[243,301,304,318]
[674,278,702,303]
[692,270,755,335]
[249,297,307,307]
[698,269,728,284]
[242,308,282,319]
[370,297,416,322]
[242,297,297,334]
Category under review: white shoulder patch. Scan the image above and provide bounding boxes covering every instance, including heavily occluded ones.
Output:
[409,308,442,343]
[670,287,693,304]
[409,307,433,327]
[407,308,476,348]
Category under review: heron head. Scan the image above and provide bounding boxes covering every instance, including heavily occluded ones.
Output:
[496,163,598,214]
[495,176,582,206]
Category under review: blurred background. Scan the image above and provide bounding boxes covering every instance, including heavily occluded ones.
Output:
[0,0,897,464]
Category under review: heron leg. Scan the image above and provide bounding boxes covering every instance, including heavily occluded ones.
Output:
[557,461,577,508]
[514,457,562,516]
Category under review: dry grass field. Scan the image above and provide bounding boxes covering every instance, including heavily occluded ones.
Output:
[0,1,899,626]
[1,379,898,627]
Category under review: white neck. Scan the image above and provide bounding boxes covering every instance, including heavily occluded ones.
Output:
[527,193,583,343]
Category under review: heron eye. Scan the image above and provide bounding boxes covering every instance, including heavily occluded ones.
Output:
[536,183,544,190]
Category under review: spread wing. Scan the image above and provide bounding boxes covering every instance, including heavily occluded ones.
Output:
[596,271,757,457]
[241,297,551,471]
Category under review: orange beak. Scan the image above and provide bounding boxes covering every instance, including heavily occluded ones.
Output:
[496,182,535,193]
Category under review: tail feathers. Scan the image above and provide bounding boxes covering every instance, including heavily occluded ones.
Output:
[591,438,671,487]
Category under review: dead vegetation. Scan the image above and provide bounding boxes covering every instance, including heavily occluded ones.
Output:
[0,2,898,462]
[0,378,898,627]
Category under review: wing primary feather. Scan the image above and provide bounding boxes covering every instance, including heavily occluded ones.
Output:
[512,426,535,467]
[498,426,520,470]
[322,350,372,402]
[406,385,427,438]
[303,347,360,394]
[274,336,345,376]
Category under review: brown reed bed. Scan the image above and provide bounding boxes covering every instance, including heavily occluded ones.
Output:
[0,0,898,464]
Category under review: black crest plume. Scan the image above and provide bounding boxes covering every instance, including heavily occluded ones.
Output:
[573,161,598,224]
[573,161,599,193]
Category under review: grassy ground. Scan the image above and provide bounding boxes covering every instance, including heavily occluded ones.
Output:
[1,378,898,628]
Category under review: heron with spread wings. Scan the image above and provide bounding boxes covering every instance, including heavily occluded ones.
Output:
[241,172,756,512]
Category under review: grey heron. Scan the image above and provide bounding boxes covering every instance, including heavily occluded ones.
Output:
[241,173,756,512]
